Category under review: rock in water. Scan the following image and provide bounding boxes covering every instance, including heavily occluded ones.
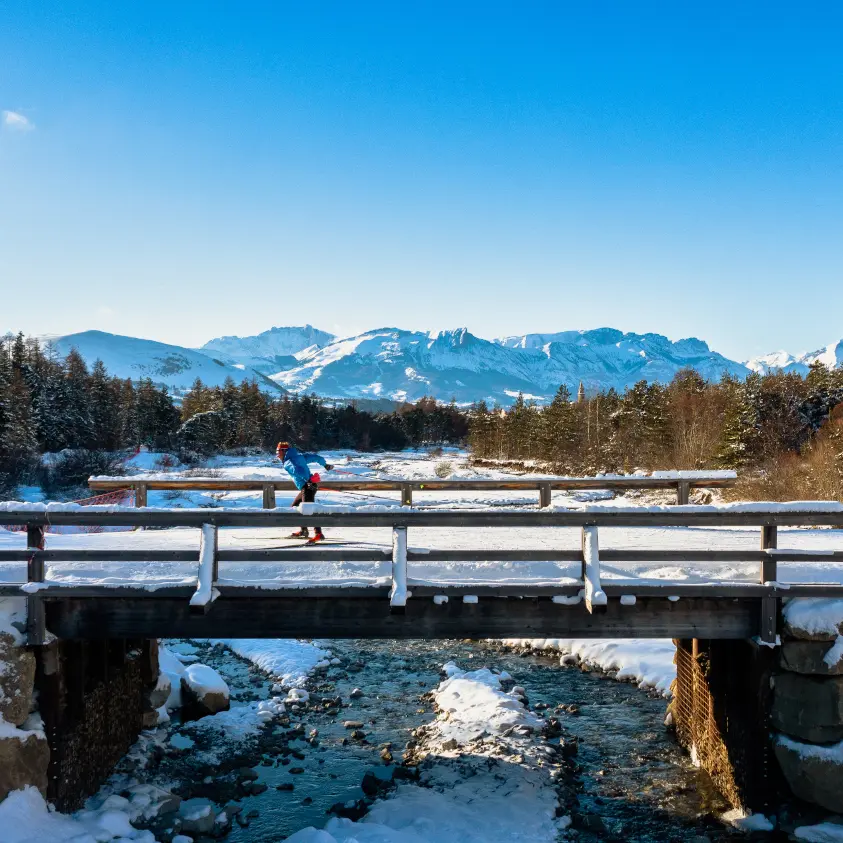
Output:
[180,664,230,716]
[775,738,843,812]
[178,798,217,835]
[0,732,50,800]
[147,672,173,710]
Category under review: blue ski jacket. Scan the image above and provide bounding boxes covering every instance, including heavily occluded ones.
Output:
[279,447,329,489]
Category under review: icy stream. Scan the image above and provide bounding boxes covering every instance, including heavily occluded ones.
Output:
[116,638,772,842]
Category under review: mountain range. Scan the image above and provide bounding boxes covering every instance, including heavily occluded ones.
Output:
[49,326,842,406]
[744,341,843,377]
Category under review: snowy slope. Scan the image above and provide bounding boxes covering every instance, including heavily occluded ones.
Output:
[746,339,843,376]
[272,326,748,404]
[52,331,284,394]
[270,328,549,404]
[200,325,335,374]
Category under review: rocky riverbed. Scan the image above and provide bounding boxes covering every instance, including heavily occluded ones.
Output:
[73,636,806,842]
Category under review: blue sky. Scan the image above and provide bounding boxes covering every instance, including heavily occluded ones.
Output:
[1,2,841,360]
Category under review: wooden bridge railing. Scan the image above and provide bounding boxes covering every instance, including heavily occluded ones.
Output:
[88,472,737,508]
[1,503,842,644]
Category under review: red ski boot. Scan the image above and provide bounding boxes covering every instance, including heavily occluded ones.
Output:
[306,532,326,545]
[288,529,309,539]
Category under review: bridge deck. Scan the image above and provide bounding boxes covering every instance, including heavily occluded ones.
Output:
[2,504,842,642]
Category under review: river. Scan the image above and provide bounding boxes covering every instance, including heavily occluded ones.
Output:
[127,638,761,842]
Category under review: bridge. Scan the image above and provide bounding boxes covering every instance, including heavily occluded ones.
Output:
[2,498,842,815]
[2,502,841,643]
[88,471,737,507]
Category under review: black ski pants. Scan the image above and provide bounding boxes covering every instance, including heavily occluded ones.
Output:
[292,481,321,534]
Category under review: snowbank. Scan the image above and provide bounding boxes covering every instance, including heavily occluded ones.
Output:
[650,470,737,480]
[179,697,286,763]
[0,713,45,742]
[498,638,676,696]
[0,786,156,843]
[158,645,187,709]
[0,597,25,645]
[795,823,843,842]
[435,662,541,742]
[721,809,775,832]
[121,450,181,472]
[210,639,331,687]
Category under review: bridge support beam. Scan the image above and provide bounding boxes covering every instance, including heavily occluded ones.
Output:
[670,638,783,812]
[44,594,759,639]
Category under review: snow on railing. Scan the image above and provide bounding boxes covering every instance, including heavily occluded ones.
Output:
[390,526,408,610]
[581,526,607,613]
[189,523,219,614]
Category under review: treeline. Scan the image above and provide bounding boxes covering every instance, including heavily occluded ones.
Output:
[0,333,468,495]
[177,382,468,454]
[469,366,843,499]
[0,333,181,495]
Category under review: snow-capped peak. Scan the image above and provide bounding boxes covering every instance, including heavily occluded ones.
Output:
[745,339,843,375]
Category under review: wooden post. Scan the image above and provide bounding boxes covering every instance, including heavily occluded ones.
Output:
[759,524,778,644]
[26,525,46,646]
[760,525,777,583]
[211,522,219,583]
[135,483,148,508]
[538,482,552,509]
[676,481,690,506]
[262,483,276,509]
[390,526,408,611]
[401,483,413,507]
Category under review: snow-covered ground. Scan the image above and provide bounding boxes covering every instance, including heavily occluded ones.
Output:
[3,449,842,593]
[497,637,678,696]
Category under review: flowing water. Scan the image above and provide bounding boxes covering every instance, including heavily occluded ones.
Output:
[142,639,768,842]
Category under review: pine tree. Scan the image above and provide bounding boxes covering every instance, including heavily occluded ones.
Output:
[718,374,760,467]
[540,385,579,469]
[63,348,95,448]
[89,360,122,450]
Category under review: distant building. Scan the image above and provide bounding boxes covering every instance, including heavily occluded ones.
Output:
[577,381,585,403]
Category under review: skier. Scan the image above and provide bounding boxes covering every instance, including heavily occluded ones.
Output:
[275,441,334,544]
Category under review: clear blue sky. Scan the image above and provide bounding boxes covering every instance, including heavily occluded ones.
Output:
[2,1,841,360]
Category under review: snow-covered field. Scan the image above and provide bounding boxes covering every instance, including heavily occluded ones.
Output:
[3,449,843,593]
